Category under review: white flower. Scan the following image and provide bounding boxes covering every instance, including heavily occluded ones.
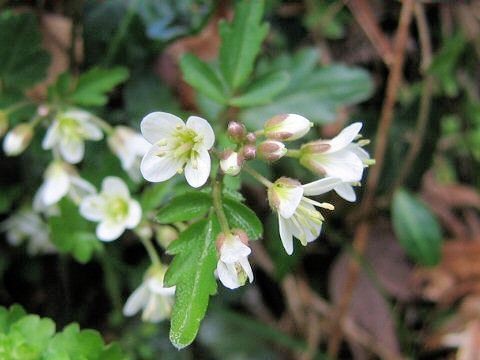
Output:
[3,123,33,156]
[258,140,287,162]
[300,122,367,183]
[220,150,242,176]
[108,126,150,182]
[268,177,341,255]
[80,176,141,241]
[216,230,253,290]
[0,209,56,255]
[34,161,96,210]
[123,266,175,323]
[42,110,103,164]
[140,112,215,188]
[264,114,313,142]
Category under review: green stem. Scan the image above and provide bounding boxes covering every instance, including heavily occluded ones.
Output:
[91,115,114,135]
[141,236,161,266]
[3,100,33,114]
[98,251,123,325]
[213,179,230,234]
[103,3,136,66]
[243,165,273,187]
[254,129,265,137]
[285,149,301,158]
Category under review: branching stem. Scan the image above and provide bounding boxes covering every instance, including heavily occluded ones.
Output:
[213,179,230,234]
[243,165,273,188]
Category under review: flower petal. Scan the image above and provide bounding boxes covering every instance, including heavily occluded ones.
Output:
[123,283,150,317]
[277,185,303,219]
[302,177,342,196]
[68,175,96,203]
[239,257,254,283]
[82,121,103,141]
[102,176,130,198]
[59,138,85,164]
[140,112,184,144]
[217,261,240,289]
[320,149,364,182]
[126,199,142,228]
[80,195,106,221]
[325,122,362,154]
[96,220,125,241]
[347,143,370,163]
[184,149,211,188]
[42,170,70,206]
[334,182,357,202]
[42,121,60,149]
[278,216,294,255]
[220,238,251,263]
[186,116,215,149]
[140,146,183,183]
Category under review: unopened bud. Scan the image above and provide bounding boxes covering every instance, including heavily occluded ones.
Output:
[227,121,246,143]
[37,105,50,117]
[156,225,178,249]
[220,150,243,176]
[0,111,8,137]
[242,144,256,160]
[264,114,313,142]
[3,123,33,156]
[245,132,256,143]
[258,140,287,162]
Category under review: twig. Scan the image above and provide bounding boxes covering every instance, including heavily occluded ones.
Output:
[327,1,415,357]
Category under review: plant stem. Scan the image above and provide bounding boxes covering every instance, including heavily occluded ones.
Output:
[243,165,273,188]
[103,3,136,66]
[141,236,161,266]
[286,149,301,158]
[98,251,123,325]
[254,129,265,137]
[213,179,230,234]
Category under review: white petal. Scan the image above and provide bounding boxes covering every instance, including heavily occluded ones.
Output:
[140,146,183,183]
[302,177,342,196]
[126,199,142,228]
[147,278,176,296]
[239,257,254,283]
[325,122,362,154]
[217,261,240,289]
[142,294,171,322]
[80,195,106,221]
[186,116,215,149]
[277,186,303,219]
[42,171,70,206]
[278,216,294,255]
[347,143,370,163]
[220,239,251,263]
[101,176,130,198]
[321,150,364,182]
[334,183,357,202]
[123,283,150,316]
[81,121,103,141]
[184,149,211,188]
[59,138,85,164]
[96,220,125,241]
[140,112,184,144]
[68,175,96,203]
[42,121,60,149]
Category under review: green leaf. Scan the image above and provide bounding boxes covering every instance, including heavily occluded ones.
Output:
[46,324,104,359]
[0,11,50,90]
[165,216,220,349]
[219,1,269,90]
[156,192,212,224]
[70,66,129,106]
[11,315,55,350]
[392,189,443,267]
[180,54,228,104]
[140,182,172,213]
[230,71,290,107]
[0,305,26,333]
[223,198,263,240]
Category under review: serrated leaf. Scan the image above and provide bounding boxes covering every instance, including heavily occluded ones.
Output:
[392,189,443,267]
[230,71,290,107]
[223,198,263,240]
[0,305,27,333]
[180,54,228,104]
[11,315,55,350]
[70,66,129,106]
[0,11,50,90]
[219,1,269,90]
[46,324,104,359]
[165,216,220,349]
[156,192,212,224]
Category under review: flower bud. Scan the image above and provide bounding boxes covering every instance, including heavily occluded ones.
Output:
[258,140,287,162]
[232,228,249,245]
[0,111,8,138]
[245,132,256,144]
[242,144,256,160]
[220,150,243,176]
[37,105,50,117]
[3,123,33,156]
[227,121,246,143]
[156,225,178,249]
[264,114,313,142]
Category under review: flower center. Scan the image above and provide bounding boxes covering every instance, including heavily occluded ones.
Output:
[59,116,82,141]
[106,197,129,222]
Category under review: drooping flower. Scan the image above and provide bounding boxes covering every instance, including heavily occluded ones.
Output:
[140,112,215,188]
[123,265,175,323]
[34,161,96,210]
[0,209,56,255]
[108,126,150,182]
[264,114,313,142]
[258,140,287,162]
[216,229,253,289]
[3,123,33,156]
[80,176,141,241]
[299,122,368,183]
[220,150,242,176]
[268,177,341,255]
[42,109,103,164]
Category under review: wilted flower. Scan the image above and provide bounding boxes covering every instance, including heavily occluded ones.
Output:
[216,229,253,289]
[3,123,33,156]
[108,126,150,182]
[34,161,96,210]
[264,114,313,142]
[220,150,242,176]
[268,177,341,255]
[123,265,175,323]
[0,209,56,255]
[299,122,369,183]
[258,140,287,162]
[42,109,103,164]
[80,176,141,241]
[140,112,215,188]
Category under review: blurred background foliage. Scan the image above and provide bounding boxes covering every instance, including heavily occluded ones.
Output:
[0,0,480,359]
